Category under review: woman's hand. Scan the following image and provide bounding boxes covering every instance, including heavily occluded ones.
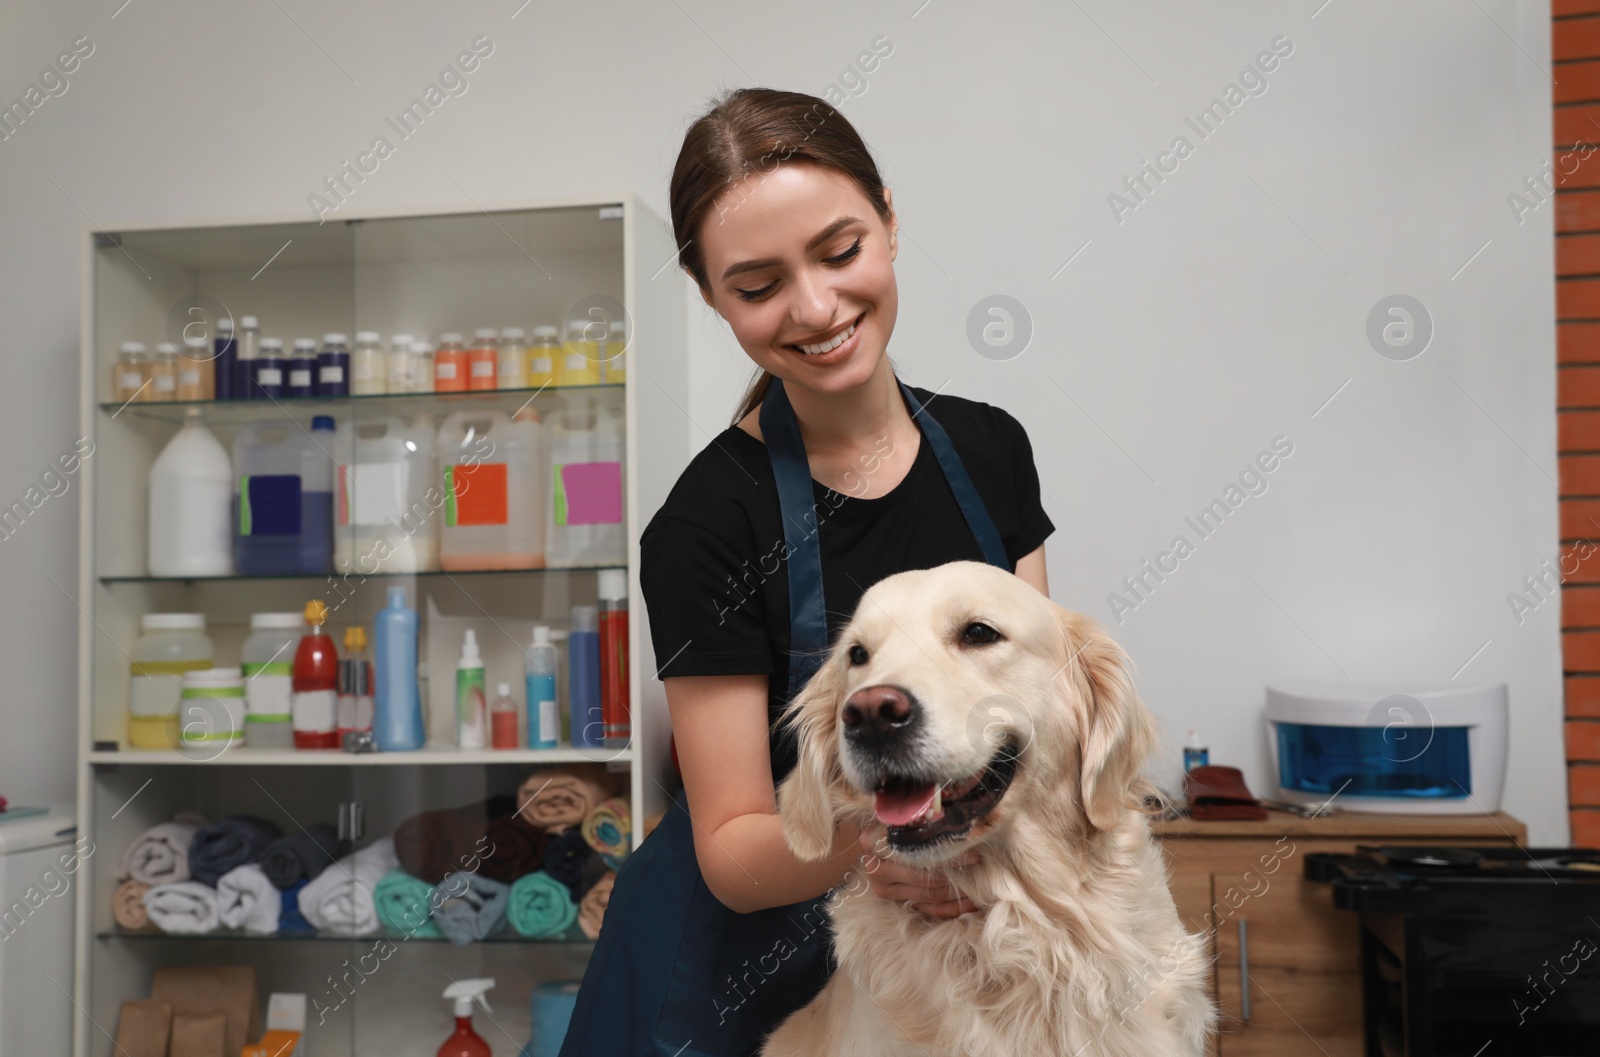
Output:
[855,824,980,918]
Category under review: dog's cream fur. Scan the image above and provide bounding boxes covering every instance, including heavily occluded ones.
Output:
[761,561,1216,1057]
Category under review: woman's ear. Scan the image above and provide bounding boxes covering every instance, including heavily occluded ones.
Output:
[774,657,849,862]
[1053,605,1156,833]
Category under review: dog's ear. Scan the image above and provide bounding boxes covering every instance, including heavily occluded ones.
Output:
[1053,605,1156,832]
[774,655,850,863]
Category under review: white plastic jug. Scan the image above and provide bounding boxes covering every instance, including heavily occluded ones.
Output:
[331,414,440,574]
[544,392,624,567]
[436,408,545,570]
[148,408,233,576]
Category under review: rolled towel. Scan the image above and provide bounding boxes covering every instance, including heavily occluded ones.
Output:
[432,870,510,946]
[543,830,609,900]
[112,880,152,930]
[118,819,202,885]
[279,880,314,933]
[392,795,515,885]
[188,815,283,887]
[479,814,551,884]
[216,863,280,934]
[259,823,350,890]
[580,797,630,869]
[506,870,578,939]
[374,868,441,939]
[297,837,398,935]
[577,871,616,940]
[517,765,621,834]
[143,881,220,935]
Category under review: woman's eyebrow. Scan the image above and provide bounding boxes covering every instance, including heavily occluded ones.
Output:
[720,215,863,281]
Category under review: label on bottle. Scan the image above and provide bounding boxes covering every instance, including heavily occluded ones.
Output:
[320,365,345,384]
[353,361,374,380]
[256,367,283,386]
[242,662,292,721]
[238,475,303,536]
[457,670,486,749]
[292,689,336,733]
[436,361,458,379]
[565,354,588,371]
[444,463,508,526]
[119,372,142,390]
[337,461,407,526]
[179,368,201,386]
[552,461,622,526]
[531,357,552,374]
[387,359,408,385]
[129,674,182,718]
[538,698,558,745]
[153,375,176,393]
[289,368,312,388]
[470,359,495,377]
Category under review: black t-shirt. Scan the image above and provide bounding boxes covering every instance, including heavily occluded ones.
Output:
[639,383,1056,784]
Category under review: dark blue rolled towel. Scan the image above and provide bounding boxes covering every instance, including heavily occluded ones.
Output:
[279,879,313,932]
[260,823,350,890]
[188,815,283,887]
[542,830,608,901]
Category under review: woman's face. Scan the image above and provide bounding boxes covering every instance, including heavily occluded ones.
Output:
[694,161,898,398]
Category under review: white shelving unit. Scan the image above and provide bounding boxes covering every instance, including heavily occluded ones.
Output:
[70,195,689,1057]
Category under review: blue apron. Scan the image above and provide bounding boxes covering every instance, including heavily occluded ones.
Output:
[557,375,1010,1057]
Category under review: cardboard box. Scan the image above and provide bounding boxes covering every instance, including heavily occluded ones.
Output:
[150,965,261,1056]
[112,999,172,1057]
[171,1010,228,1057]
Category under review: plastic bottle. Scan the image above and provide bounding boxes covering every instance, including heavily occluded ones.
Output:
[568,605,602,748]
[318,333,350,398]
[527,325,559,388]
[177,336,209,401]
[456,629,487,749]
[332,414,440,574]
[436,978,494,1057]
[338,626,374,743]
[214,317,236,400]
[129,614,214,750]
[178,668,246,756]
[349,331,385,395]
[288,339,318,398]
[232,415,336,575]
[373,586,425,751]
[490,683,519,750]
[114,342,149,403]
[525,625,559,749]
[408,341,436,393]
[149,343,178,402]
[560,318,603,387]
[254,337,287,399]
[385,333,413,394]
[437,408,546,570]
[148,407,233,577]
[598,568,630,748]
[1183,729,1209,772]
[545,392,624,566]
[241,612,300,750]
[236,316,260,400]
[291,599,339,750]
[434,333,468,393]
[602,318,627,383]
[467,328,499,391]
[497,326,528,390]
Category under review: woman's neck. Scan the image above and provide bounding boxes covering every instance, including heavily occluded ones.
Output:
[783,360,909,459]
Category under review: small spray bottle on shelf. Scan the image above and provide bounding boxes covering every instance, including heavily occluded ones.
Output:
[456,629,487,749]
[437,978,494,1057]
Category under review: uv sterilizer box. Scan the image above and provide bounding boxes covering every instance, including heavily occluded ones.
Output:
[1265,681,1508,814]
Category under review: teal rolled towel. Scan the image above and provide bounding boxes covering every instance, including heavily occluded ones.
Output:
[507,870,578,939]
[374,868,441,939]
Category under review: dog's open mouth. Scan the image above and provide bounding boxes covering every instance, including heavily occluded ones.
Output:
[871,740,1020,848]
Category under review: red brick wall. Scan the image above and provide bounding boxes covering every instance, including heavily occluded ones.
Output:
[1557,0,1600,847]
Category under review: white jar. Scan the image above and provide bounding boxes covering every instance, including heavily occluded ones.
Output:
[147,408,233,577]
[129,614,214,750]
[241,613,301,750]
[178,668,245,758]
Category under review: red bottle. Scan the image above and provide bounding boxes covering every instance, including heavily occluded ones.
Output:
[292,599,340,749]
[437,980,494,1057]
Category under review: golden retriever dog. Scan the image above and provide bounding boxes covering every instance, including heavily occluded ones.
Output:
[761,561,1215,1057]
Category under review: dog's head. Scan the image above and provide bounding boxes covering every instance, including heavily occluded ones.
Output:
[776,560,1156,864]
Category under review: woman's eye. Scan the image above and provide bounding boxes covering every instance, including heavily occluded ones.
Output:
[825,238,862,265]
[848,644,869,665]
[961,622,1001,645]
[732,240,861,302]
[734,282,775,303]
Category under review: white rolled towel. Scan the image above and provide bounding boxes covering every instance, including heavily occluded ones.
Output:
[143,881,220,934]
[297,836,398,935]
[118,819,203,885]
[216,863,280,934]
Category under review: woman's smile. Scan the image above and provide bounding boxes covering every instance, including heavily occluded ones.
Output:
[786,310,867,363]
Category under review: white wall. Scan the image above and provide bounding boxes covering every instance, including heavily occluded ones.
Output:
[0,1,1565,842]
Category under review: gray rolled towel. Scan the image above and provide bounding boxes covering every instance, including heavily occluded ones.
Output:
[259,823,350,890]
[187,815,283,887]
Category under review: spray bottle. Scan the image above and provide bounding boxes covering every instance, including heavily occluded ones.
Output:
[437,978,494,1057]
[456,629,487,749]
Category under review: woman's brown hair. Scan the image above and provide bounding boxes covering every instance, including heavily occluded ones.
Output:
[669,87,895,426]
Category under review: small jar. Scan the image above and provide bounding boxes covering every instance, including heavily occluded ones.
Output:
[114,342,149,403]
[560,319,603,387]
[468,328,499,391]
[178,668,245,757]
[386,333,414,393]
[254,338,287,398]
[149,343,179,402]
[176,337,209,400]
[434,332,467,393]
[318,333,351,397]
[527,326,559,388]
[498,327,528,390]
[351,330,386,395]
[408,341,436,393]
[288,339,318,398]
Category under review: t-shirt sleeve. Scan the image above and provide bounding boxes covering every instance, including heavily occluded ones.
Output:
[639,514,776,679]
[1004,411,1056,564]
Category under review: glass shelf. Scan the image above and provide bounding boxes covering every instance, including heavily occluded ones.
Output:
[99,381,625,424]
[88,745,636,767]
[99,927,594,944]
[99,562,625,585]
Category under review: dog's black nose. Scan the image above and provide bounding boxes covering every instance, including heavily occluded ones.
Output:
[842,685,917,750]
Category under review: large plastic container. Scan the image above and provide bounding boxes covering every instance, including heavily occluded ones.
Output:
[436,409,545,570]
[241,612,300,750]
[129,614,214,749]
[544,393,624,566]
[331,414,439,574]
[147,408,233,577]
[233,416,335,575]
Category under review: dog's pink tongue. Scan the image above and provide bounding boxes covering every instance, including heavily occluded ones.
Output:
[875,784,937,827]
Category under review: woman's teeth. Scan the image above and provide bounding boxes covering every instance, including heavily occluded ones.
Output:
[794,317,857,355]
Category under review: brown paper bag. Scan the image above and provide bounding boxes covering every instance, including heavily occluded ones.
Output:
[150,965,261,1055]
[170,1010,228,1057]
[112,999,171,1057]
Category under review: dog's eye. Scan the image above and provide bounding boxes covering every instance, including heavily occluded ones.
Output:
[848,644,868,666]
[961,622,1001,645]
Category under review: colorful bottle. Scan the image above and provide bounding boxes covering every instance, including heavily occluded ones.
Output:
[241,612,299,750]
[291,599,339,749]
[129,614,214,750]
[490,683,519,750]
[373,586,425,751]
[318,333,350,397]
[288,339,318,398]
[338,625,374,743]
[525,625,559,749]
[232,414,335,575]
[568,605,602,748]
[467,328,499,391]
[213,317,236,400]
[236,316,260,400]
[434,333,467,393]
[351,331,386,395]
[497,326,528,390]
[1183,729,1209,772]
[456,628,487,749]
[436,979,494,1057]
[527,325,559,389]
[560,318,603,386]
[598,568,630,748]
[254,337,287,398]
[148,407,233,577]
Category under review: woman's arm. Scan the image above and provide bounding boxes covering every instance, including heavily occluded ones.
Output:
[1015,542,1049,596]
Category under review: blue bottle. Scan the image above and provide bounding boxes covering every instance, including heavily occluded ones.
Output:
[568,605,603,748]
[317,333,350,397]
[524,625,559,749]
[373,585,425,751]
[254,338,287,399]
[213,317,237,400]
[288,339,318,398]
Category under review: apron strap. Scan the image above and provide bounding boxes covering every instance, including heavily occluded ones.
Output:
[896,378,1011,571]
